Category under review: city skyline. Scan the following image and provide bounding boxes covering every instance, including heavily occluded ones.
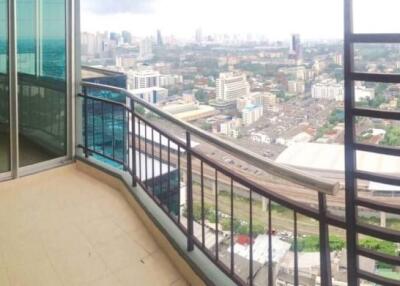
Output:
[81,0,400,40]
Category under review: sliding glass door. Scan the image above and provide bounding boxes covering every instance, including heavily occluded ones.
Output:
[0,0,70,178]
[17,0,67,168]
[0,0,10,174]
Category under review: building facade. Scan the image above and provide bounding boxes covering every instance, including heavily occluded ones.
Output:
[128,68,161,90]
[216,72,250,102]
[242,104,264,126]
[129,87,168,105]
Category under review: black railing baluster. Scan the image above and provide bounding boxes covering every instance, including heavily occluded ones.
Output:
[201,161,205,248]
[123,106,126,170]
[159,132,162,196]
[268,199,273,286]
[152,129,155,196]
[294,211,299,286]
[144,122,148,189]
[249,190,253,286]
[131,99,136,187]
[319,192,332,286]
[167,139,171,213]
[230,178,234,275]
[83,88,88,158]
[92,99,95,152]
[215,169,219,260]
[186,131,194,252]
[101,101,105,155]
[177,146,181,223]
[111,104,115,160]
[138,118,142,182]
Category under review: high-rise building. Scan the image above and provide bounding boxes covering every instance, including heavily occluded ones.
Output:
[215,72,250,102]
[139,37,153,60]
[121,30,132,44]
[289,33,302,61]
[109,32,119,42]
[128,68,161,90]
[195,28,203,44]
[157,30,163,46]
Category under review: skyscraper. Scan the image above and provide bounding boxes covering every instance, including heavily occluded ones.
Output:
[139,37,153,61]
[195,28,203,44]
[122,30,132,44]
[289,33,302,61]
[157,30,163,46]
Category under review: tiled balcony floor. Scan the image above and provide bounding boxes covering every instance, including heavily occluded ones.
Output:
[0,164,188,286]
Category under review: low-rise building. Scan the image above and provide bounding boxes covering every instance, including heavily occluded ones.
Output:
[162,102,217,122]
[242,104,264,126]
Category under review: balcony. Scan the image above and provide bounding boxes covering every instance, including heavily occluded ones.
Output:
[0,74,399,285]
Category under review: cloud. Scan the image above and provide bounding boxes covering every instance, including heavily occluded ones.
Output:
[81,0,156,15]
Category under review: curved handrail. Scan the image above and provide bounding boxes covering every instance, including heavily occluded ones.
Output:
[81,80,340,195]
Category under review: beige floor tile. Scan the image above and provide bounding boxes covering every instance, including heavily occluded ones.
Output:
[114,260,162,286]
[49,248,108,286]
[78,216,125,246]
[96,195,133,219]
[0,268,10,286]
[129,228,159,254]
[0,164,187,286]
[2,230,47,268]
[141,251,182,285]
[71,201,109,224]
[6,258,63,286]
[41,223,93,256]
[79,273,123,286]
[96,232,149,272]
[114,213,146,234]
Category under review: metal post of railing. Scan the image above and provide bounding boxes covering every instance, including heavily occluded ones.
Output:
[83,87,89,158]
[318,192,332,286]
[186,131,194,252]
[131,98,137,187]
[123,105,127,171]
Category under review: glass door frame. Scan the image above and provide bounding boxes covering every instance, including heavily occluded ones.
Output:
[3,0,76,180]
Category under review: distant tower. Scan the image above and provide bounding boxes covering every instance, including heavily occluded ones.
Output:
[195,28,203,44]
[289,34,302,61]
[157,30,163,46]
[139,38,153,61]
[122,31,132,44]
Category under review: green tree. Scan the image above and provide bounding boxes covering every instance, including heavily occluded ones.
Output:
[359,237,397,268]
[381,126,400,146]
[195,90,208,103]
[295,235,345,252]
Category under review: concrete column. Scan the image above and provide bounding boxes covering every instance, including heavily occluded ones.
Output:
[380,211,386,228]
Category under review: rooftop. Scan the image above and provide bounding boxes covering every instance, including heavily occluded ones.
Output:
[82,66,126,80]
[276,142,400,175]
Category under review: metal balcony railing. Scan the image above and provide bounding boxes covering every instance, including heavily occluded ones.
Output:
[78,81,400,286]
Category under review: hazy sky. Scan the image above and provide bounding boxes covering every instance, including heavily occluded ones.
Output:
[81,0,400,40]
